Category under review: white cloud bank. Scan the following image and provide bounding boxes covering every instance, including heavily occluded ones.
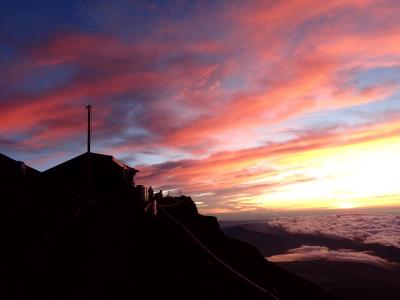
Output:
[267,214,400,249]
[268,245,399,269]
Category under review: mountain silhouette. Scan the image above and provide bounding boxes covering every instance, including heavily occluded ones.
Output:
[2,152,339,300]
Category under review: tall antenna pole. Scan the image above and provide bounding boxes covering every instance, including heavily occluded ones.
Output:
[86,105,92,205]
[86,105,92,153]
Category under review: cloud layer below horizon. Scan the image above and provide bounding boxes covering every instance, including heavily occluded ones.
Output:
[267,245,399,269]
[1,1,400,214]
[267,214,400,249]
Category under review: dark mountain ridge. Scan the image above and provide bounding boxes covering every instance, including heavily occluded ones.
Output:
[2,152,338,299]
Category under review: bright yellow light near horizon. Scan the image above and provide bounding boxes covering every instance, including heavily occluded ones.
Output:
[337,201,356,209]
[258,135,400,210]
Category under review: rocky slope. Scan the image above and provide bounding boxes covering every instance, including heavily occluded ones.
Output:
[2,156,338,299]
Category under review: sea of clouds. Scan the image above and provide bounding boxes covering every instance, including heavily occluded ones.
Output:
[267,214,400,249]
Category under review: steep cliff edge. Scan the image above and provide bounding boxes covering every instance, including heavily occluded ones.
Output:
[4,191,339,300]
[1,153,338,299]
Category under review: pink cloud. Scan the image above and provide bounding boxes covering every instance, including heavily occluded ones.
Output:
[2,1,400,213]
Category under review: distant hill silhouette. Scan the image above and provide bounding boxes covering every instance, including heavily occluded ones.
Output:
[2,152,339,299]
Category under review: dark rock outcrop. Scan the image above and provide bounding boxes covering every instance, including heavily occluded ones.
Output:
[2,153,338,300]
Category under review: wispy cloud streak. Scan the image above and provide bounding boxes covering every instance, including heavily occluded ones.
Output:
[1,1,400,213]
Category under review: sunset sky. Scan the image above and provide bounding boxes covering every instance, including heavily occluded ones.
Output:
[1,0,400,217]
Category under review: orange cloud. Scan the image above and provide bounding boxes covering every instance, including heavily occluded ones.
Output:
[2,1,400,215]
[137,117,400,213]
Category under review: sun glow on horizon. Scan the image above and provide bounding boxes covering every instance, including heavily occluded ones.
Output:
[254,135,400,211]
[336,201,357,209]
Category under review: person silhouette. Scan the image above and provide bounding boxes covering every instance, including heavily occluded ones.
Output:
[155,190,163,200]
[144,186,158,216]
[152,190,163,216]
[148,186,154,202]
